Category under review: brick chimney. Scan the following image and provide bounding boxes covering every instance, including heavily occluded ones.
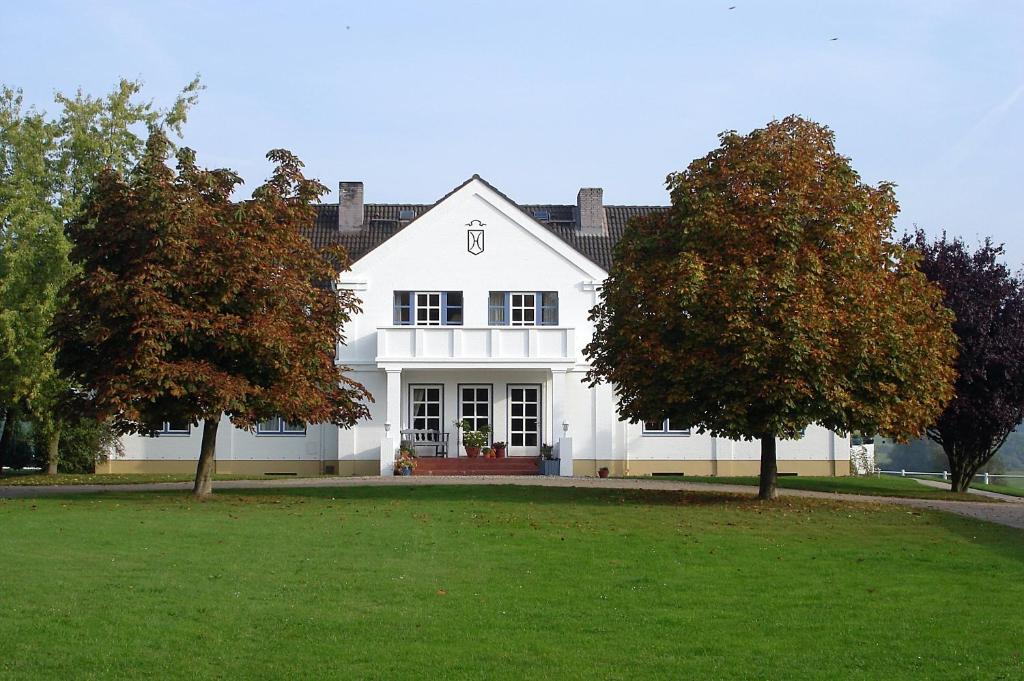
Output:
[338,181,364,231]
[576,187,607,236]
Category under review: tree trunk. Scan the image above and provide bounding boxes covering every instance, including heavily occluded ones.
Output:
[758,434,778,500]
[0,405,17,474]
[46,424,62,476]
[948,457,982,493]
[192,418,219,497]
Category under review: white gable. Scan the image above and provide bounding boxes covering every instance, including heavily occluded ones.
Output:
[347,176,607,281]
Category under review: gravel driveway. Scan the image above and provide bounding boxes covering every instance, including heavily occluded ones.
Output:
[3,475,1023,530]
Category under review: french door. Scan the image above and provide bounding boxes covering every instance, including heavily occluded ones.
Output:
[507,384,541,456]
[409,385,443,432]
[459,385,492,441]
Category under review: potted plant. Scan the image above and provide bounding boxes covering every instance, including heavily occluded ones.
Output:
[598,466,610,479]
[539,444,559,475]
[395,450,417,476]
[483,446,494,458]
[457,420,491,458]
[492,441,507,458]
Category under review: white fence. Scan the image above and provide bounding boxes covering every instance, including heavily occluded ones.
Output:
[878,469,1024,486]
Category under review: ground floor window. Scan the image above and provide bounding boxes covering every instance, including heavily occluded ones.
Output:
[157,420,190,436]
[642,419,690,436]
[257,417,306,435]
[459,384,491,440]
[410,385,443,431]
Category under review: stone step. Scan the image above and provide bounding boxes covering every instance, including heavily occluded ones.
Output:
[413,457,540,476]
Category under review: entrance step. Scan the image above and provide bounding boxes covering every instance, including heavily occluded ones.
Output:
[413,456,541,476]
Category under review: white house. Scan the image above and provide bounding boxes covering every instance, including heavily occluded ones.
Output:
[106,175,850,477]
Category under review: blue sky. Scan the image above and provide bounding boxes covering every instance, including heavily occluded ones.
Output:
[3,0,1022,265]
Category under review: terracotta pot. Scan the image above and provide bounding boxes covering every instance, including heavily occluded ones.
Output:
[598,467,610,478]
[465,446,481,458]
[493,446,507,459]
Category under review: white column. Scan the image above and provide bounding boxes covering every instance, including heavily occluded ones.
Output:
[551,369,573,476]
[380,368,402,476]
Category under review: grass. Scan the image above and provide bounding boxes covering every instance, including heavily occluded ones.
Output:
[1,485,1022,680]
[972,482,1024,498]
[651,474,977,501]
[0,472,324,486]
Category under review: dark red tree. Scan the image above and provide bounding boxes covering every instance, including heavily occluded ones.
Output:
[53,131,371,495]
[903,230,1024,491]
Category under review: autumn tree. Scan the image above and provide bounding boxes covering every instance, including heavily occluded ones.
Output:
[585,116,958,499]
[53,131,370,496]
[0,78,200,473]
[902,230,1024,492]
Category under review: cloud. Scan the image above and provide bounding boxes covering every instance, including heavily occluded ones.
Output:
[938,81,1024,174]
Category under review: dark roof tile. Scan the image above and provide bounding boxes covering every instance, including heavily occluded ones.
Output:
[308,197,666,272]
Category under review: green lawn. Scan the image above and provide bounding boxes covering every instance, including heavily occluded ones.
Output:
[972,482,1024,498]
[0,472,323,486]
[654,474,976,500]
[2,485,1022,680]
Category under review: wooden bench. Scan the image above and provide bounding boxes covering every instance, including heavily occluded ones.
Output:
[400,429,450,458]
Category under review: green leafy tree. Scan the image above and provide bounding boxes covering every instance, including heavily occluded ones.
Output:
[0,78,200,473]
[54,131,371,496]
[586,116,958,499]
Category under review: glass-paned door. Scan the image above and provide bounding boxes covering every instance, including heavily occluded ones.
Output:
[507,384,541,455]
[410,385,443,432]
[459,385,491,443]
[415,292,442,325]
[510,292,537,326]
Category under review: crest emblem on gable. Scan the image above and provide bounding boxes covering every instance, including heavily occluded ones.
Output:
[466,220,485,255]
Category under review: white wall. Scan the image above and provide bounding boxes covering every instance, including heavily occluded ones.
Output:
[338,178,607,368]
[120,414,329,463]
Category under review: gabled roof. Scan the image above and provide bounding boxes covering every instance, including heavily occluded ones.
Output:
[306,175,667,272]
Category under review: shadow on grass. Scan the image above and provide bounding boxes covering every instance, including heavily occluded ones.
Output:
[919,504,1024,563]
[29,482,877,517]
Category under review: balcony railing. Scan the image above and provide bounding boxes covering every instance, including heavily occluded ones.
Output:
[375,326,576,368]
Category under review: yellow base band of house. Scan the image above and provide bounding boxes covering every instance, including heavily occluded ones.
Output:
[97,458,846,477]
[96,459,380,476]
[573,459,849,477]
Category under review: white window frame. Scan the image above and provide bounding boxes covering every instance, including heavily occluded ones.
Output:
[642,419,691,436]
[510,292,537,326]
[415,291,443,326]
[507,383,542,451]
[256,416,307,436]
[458,384,492,443]
[157,420,190,436]
[409,384,444,432]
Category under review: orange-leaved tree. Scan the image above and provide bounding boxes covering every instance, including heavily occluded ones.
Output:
[585,116,958,499]
[53,130,371,496]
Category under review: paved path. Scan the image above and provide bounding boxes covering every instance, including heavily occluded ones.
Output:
[912,476,1024,502]
[3,475,1024,531]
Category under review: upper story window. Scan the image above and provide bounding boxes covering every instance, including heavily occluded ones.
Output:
[642,419,691,436]
[488,291,558,326]
[157,420,191,436]
[394,291,463,326]
[257,417,307,436]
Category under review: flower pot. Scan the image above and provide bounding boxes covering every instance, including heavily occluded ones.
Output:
[465,446,481,458]
[400,467,413,476]
[598,467,610,478]
[493,446,507,459]
[540,459,560,476]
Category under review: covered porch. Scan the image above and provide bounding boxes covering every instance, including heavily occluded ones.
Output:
[374,326,577,475]
[376,367,574,475]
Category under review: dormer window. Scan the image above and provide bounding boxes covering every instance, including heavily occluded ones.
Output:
[488,291,558,326]
[393,291,463,326]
